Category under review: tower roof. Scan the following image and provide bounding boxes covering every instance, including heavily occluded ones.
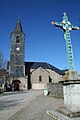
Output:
[12,17,23,33]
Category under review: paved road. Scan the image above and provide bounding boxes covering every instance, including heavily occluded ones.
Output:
[8,94,63,120]
[0,90,63,120]
[0,90,43,120]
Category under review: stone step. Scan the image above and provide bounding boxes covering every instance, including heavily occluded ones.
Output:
[46,110,74,120]
[57,107,80,118]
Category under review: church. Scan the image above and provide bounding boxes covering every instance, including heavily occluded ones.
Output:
[7,18,66,91]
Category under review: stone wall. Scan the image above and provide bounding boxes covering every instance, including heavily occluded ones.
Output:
[47,83,63,98]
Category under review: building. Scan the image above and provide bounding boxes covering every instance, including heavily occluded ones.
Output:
[25,62,65,90]
[9,18,27,91]
[8,19,66,91]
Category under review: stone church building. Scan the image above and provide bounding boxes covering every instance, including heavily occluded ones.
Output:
[8,18,65,91]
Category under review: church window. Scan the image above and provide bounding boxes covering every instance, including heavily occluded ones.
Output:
[49,76,52,83]
[16,36,20,43]
[39,76,42,82]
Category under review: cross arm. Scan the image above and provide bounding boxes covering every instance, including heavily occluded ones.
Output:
[72,25,80,30]
[51,21,62,28]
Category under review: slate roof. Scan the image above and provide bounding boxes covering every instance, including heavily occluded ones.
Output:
[12,18,23,33]
[7,61,67,75]
[25,62,35,75]
[25,62,66,75]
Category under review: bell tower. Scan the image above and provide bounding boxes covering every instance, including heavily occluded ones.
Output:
[10,18,25,78]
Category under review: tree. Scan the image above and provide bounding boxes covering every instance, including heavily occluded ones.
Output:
[0,50,7,69]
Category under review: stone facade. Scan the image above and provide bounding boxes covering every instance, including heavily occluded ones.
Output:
[30,66,63,89]
[46,69,63,83]
[10,18,25,78]
[30,67,48,89]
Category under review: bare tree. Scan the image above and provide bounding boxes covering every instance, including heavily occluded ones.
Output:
[0,50,7,69]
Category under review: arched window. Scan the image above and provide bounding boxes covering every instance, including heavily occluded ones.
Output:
[16,36,20,43]
[39,76,42,82]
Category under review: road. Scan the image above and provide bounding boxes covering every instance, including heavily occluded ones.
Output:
[0,90,63,120]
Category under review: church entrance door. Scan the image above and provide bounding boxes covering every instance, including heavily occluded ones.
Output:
[12,80,21,91]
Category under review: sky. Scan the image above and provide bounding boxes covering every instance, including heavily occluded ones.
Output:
[0,0,80,73]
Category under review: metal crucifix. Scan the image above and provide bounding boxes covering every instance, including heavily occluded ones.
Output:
[51,12,80,70]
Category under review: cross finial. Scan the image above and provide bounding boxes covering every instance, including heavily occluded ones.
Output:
[63,12,66,16]
[18,16,20,22]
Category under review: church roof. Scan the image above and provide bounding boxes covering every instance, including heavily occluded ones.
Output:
[7,61,67,75]
[25,62,66,75]
[12,18,23,33]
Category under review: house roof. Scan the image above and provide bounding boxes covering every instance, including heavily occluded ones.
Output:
[25,62,66,75]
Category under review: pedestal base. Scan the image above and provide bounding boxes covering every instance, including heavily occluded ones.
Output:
[63,70,78,80]
[57,106,80,118]
[47,108,80,120]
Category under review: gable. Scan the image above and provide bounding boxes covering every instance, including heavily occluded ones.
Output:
[30,67,49,74]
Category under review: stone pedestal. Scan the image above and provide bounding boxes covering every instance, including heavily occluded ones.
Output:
[63,80,80,112]
[46,80,80,119]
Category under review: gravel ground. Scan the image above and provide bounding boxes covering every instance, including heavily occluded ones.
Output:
[8,95,63,120]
